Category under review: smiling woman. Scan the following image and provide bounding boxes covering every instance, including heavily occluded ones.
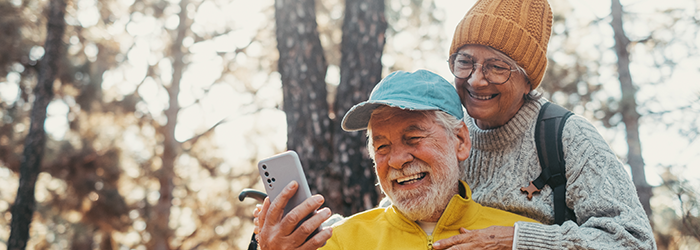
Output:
[440,0,656,249]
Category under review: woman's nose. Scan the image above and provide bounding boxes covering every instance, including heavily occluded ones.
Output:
[468,64,489,87]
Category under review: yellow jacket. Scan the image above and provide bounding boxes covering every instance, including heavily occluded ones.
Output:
[321,180,540,250]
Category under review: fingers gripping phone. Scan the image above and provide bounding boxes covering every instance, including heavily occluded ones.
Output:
[257,151,320,237]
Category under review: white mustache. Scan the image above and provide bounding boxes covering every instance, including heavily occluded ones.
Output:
[386,161,431,181]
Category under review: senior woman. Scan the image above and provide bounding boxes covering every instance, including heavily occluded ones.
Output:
[433,0,656,249]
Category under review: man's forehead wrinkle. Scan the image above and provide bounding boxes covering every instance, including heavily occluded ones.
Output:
[370,123,426,142]
[403,124,428,134]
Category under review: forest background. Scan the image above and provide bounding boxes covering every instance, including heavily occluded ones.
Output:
[0,0,699,249]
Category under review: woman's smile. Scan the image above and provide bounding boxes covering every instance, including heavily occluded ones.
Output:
[468,90,498,101]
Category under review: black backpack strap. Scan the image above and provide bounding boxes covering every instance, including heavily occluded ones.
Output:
[520,102,575,225]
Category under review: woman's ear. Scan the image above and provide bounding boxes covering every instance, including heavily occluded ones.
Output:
[455,121,471,161]
[525,77,533,93]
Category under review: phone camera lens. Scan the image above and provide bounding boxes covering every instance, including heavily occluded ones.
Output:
[271,178,276,182]
[264,172,269,176]
[262,165,267,169]
[267,179,271,183]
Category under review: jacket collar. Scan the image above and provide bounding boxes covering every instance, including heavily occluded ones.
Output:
[385,180,483,234]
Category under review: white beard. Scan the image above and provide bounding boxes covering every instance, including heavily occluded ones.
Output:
[379,156,461,222]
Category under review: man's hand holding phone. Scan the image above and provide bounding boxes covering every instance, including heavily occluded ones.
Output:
[257,181,333,250]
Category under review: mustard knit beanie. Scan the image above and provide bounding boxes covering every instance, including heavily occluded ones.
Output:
[449,0,552,90]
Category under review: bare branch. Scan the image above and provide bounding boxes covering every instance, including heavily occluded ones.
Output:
[180,106,269,149]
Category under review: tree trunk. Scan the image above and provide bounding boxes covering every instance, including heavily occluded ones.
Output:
[330,0,387,215]
[150,0,188,249]
[8,0,65,249]
[275,0,387,216]
[610,0,652,218]
[275,0,334,199]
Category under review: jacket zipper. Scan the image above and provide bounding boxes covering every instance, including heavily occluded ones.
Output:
[427,235,434,250]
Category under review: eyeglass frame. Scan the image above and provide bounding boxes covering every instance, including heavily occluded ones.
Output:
[448,52,519,85]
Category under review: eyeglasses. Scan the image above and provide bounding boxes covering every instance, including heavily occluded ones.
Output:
[448,53,517,85]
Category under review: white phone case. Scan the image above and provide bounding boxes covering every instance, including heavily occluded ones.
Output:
[257,151,314,216]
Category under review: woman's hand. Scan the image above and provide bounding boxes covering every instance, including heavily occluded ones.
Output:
[432,226,514,250]
[256,181,333,250]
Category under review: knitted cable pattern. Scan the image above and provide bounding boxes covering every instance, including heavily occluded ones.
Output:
[462,98,656,249]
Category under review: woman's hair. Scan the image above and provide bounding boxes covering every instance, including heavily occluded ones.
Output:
[365,107,463,159]
[525,90,543,101]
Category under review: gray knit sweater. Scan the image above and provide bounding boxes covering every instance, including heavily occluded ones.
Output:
[464,98,656,249]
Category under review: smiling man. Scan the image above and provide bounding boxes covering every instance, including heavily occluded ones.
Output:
[256,70,539,250]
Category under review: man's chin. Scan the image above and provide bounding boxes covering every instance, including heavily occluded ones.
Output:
[393,196,425,209]
[388,189,428,207]
[392,195,438,220]
[395,200,440,221]
[388,185,454,221]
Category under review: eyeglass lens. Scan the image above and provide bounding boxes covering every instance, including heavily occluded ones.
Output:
[449,53,513,84]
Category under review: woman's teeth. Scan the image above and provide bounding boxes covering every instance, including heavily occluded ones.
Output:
[469,92,496,100]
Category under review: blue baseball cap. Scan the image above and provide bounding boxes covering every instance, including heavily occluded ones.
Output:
[341,69,464,131]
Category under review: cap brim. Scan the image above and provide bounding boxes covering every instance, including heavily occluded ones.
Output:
[341,102,381,132]
[341,100,441,131]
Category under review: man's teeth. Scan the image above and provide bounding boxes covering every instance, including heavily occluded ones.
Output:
[470,92,496,100]
[397,173,426,185]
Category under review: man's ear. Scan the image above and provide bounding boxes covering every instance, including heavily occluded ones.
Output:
[455,121,471,161]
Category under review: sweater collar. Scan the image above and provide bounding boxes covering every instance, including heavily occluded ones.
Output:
[466,98,547,151]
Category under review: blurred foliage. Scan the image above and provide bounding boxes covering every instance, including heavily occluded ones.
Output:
[1,0,269,248]
[0,0,699,249]
[654,167,700,250]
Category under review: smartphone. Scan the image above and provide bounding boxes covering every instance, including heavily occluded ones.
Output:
[257,151,320,237]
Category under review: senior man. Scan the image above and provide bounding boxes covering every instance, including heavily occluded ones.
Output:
[256,70,539,250]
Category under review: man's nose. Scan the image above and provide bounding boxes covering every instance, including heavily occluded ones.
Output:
[387,147,414,169]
